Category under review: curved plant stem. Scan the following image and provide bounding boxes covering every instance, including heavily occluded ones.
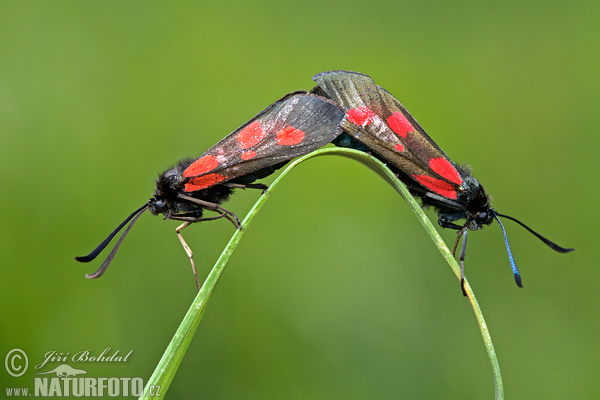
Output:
[140,147,503,400]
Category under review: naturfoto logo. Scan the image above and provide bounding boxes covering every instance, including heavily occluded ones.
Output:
[4,348,158,397]
[36,364,87,377]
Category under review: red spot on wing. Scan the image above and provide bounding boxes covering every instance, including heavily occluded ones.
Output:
[387,111,413,138]
[276,126,305,146]
[183,155,219,178]
[394,143,405,152]
[241,150,257,160]
[413,174,458,199]
[185,173,227,192]
[346,107,376,127]
[429,158,462,185]
[237,121,266,149]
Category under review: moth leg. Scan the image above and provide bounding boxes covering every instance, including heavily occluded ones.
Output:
[438,216,470,295]
[176,222,200,291]
[212,208,241,229]
[451,229,465,257]
[223,182,268,193]
[458,228,469,297]
[170,209,240,290]
[438,217,463,230]
[169,212,231,224]
[177,194,241,229]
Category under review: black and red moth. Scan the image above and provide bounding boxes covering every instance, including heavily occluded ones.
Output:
[75,91,344,288]
[312,70,573,293]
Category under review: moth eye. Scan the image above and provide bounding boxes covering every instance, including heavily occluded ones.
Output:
[153,200,167,213]
[476,211,494,225]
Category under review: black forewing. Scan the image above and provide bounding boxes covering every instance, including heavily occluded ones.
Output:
[312,71,464,191]
[185,91,344,182]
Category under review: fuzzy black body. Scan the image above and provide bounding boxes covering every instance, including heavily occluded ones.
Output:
[148,158,288,221]
[149,158,233,220]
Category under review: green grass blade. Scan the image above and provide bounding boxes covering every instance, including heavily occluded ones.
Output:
[140,147,503,400]
[325,148,504,400]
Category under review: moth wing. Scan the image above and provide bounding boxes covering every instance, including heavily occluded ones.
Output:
[183,92,344,191]
[313,70,465,199]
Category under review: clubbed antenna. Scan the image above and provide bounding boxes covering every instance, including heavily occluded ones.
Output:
[75,203,149,278]
[492,212,523,287]
[493,210,575,288]
[495,212,575,253]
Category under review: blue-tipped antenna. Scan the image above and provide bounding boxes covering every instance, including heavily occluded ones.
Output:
[492,209,575,288]
[492,212,522,287]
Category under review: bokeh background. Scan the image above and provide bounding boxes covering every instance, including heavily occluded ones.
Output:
[1,1,598,399]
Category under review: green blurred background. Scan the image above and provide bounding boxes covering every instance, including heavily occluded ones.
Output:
[1,1,597,399]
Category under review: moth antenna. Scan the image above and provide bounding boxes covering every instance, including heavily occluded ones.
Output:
[492,211,523,288]
[495,212,575,253]
[75,203,149,263]
[85,205,148,279]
